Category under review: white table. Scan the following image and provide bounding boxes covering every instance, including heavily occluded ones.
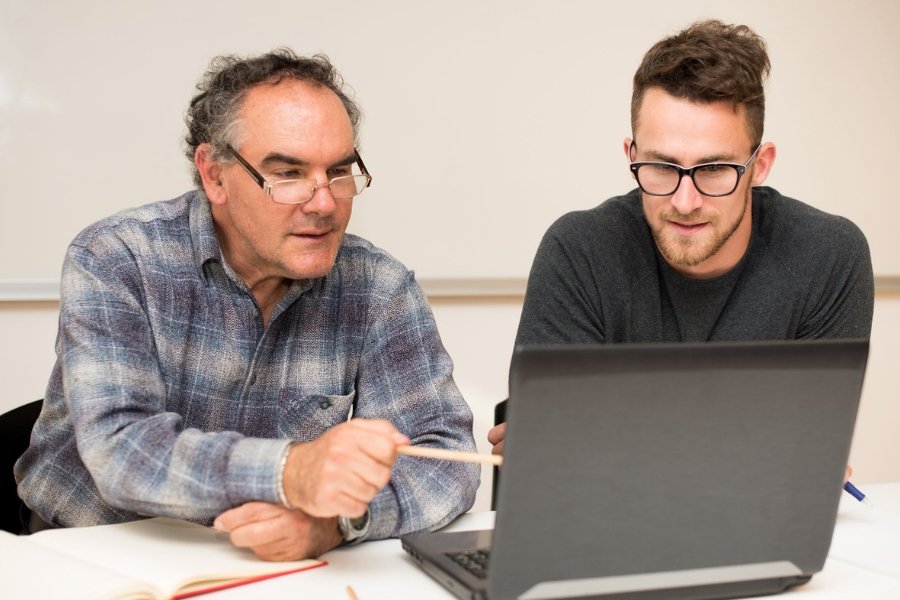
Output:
[214,483,900,599]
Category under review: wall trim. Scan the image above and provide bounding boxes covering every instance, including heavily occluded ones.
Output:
[0,279,60,301]
[2,276,899,302]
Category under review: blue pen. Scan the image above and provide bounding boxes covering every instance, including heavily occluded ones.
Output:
[843,480,867,503]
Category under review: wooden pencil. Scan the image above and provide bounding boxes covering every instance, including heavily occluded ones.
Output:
[397,445,503,466]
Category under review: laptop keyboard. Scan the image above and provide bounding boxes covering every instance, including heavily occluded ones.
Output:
[447,549,491,579]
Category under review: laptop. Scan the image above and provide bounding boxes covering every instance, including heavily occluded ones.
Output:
[402,339,869,600]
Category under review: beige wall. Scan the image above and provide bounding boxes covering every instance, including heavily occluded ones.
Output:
[3,1,900,283]
[3,293,898,512]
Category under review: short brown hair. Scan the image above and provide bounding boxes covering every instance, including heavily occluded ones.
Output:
[631,19,771,145]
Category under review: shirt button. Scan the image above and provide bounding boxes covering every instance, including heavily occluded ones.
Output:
[319,399,332,410]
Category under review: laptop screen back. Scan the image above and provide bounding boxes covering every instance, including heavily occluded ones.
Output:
[488,339,868,600]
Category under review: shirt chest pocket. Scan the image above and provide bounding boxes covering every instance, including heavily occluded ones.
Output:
[278,388,356,439]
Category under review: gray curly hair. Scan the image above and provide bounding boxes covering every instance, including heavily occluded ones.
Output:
[183,48,362,187]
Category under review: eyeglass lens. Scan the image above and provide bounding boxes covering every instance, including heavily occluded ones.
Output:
[270,175,370,204]
[635,164,740,196]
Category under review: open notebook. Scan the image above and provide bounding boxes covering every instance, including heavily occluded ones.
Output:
[2,516,326,600]
[403,339,869,600]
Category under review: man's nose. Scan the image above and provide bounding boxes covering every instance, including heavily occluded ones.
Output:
[300,181,338,214]
[669,174,704,215]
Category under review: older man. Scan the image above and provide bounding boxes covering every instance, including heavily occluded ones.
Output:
[17,49,478,560]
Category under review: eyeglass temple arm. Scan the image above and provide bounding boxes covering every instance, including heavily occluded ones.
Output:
[226,145,266,189]
[354,149,372,188]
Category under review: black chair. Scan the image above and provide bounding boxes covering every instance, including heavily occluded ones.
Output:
[490,398,507,511]
[1,399,42,534]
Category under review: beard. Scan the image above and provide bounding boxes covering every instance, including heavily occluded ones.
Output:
[650,192,749,268]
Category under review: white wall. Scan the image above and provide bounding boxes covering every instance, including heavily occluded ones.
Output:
[2,0,900,283]
[3,294,899,512]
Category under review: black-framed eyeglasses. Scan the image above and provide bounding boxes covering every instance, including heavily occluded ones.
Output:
[629,144,760,197]
[226,145,372,205]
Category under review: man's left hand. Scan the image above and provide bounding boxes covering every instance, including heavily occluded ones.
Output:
[213,501,342,561]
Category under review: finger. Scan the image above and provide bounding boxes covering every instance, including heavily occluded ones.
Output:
[487,423,506,445]
[249,539,307,562]
[214,501,282,532]
[491,440,504,456]
[249,515,341,560]
[332,491,371,519]
[228,515,292,551]
[233,509,318,561]
[322,420,401,468]
[316,433,395,489]
[340,463,392,504]
[347,418,409,445]
[310,465,386,515]
[340,425,403,469]
[351,461,393,493]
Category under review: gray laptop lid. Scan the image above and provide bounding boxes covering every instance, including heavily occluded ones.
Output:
[488,339,868,600]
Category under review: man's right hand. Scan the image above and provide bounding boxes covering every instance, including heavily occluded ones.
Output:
[487,422,506,457]
[283,419,408,518]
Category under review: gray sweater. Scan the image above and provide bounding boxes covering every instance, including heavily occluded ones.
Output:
[515,187,874,346]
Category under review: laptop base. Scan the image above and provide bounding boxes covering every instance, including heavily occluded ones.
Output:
[518,560,808,599]
[403,529,811,600]
[403,529,493,600]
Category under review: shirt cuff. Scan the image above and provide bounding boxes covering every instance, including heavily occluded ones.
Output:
[276,442,295,508]
[224,437,295,506]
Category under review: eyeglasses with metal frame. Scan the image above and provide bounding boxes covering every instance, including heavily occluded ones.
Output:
[629,144,761,197]
[226,144,372,205]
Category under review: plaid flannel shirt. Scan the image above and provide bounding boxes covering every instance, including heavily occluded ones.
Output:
[16,190,479,539]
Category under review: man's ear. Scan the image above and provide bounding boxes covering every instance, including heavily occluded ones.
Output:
[623,137,635,161]
[750,142,777,186]
[195,143,227,205]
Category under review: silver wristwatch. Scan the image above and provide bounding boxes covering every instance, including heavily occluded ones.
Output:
[338,509,370,544]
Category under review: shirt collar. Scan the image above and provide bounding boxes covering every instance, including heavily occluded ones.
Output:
[188,189,224,283]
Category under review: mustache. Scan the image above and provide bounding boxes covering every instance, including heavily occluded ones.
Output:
[295,216,338,230]
[659,209,710,224]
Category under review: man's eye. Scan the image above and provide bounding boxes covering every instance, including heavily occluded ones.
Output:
[329,167,352,177]
[274,170,303,179]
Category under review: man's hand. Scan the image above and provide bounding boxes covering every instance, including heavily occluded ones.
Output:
[284,418,408,518]
[845,465,853,483]
[487,422,506,457]
[213,502,342,561]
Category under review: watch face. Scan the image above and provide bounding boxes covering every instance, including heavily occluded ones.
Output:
[350,512,369,530]
[340,510,370,541]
